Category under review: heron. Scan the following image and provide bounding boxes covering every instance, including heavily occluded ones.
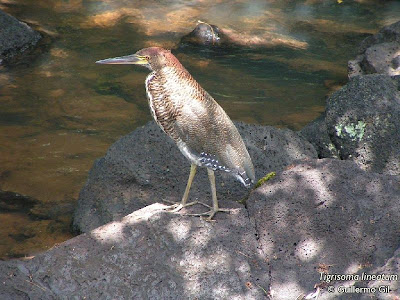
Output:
[96,47,255,220]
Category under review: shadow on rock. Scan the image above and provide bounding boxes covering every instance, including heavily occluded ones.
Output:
[247,158,400,299]
[0,203,269,299]
[1,158,399,299]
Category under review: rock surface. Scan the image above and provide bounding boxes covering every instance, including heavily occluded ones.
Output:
[73,121,317,233]
[0,203,268,300]
[299,114,339,159]
[300,74,400,176]
[367,247,400,300]
[0,9,41,64]
[1,159,399,299]
[179,23,228,48]
[348,21,400,78]
[247,159,400,299]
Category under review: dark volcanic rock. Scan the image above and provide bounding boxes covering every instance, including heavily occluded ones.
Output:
[247,158,400,299]
[299,114,339,159]
[325,74,400,175]
[73,121,317,233]
[179,23,229,48]
[300,74,400,176]
[367,247,400,299]
[348,21,400,78]
[0,9,41,64]
[359,20,400,53]
[2,159,399,299]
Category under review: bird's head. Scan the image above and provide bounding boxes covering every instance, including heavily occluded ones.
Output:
[95,47,176,72]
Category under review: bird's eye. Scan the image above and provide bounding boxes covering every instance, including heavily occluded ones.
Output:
[145,55,150,60]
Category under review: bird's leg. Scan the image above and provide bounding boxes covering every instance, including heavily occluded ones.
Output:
[185,168,231,221]
[209,168,219,215]
[164,164,210,212]
[181,163,197,207]
[205,168,231,220]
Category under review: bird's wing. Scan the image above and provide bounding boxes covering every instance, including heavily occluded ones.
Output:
[174,92,253,182]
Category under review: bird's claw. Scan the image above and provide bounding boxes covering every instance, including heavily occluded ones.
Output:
[184,208,232,221]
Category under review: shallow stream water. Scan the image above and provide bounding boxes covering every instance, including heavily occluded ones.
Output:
[0,0,399,259]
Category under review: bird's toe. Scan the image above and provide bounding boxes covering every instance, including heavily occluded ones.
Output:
[162,200,210,213]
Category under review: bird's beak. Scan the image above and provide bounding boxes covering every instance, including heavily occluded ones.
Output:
[95,54,148,65]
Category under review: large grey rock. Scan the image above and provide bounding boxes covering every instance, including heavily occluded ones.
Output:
[247,158,400,299]
[349,21,400,78]
[300,74,400,176]
[326,74,400,175]
[73,121,317,233]
[0,9,41,63]
[2,158,399,299]
[0,203,269,300]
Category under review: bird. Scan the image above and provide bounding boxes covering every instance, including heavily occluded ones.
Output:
[96,47,255,220]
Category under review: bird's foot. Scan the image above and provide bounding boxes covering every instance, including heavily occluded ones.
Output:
[162,200,210,213]
[184,208,232,221]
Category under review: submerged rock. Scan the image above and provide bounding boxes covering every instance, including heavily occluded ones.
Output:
[0,190,39,213]
[73,121,317,233]
[179,22,228,47]
[179,22,308,50]
[348,20,400,78]
[301,74,400,176]
[0,9,42,64]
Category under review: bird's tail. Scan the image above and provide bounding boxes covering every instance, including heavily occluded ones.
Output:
[236,167,255,188]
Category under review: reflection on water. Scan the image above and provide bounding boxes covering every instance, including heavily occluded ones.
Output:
[0,0,399,259]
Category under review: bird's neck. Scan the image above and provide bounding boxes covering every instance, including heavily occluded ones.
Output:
[148,65,199,95]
